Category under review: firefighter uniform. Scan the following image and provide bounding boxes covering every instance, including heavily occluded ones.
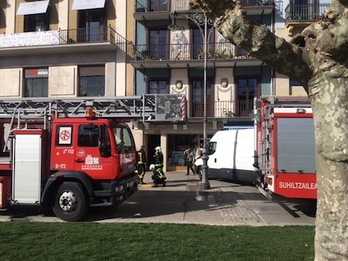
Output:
[137,146,147,184]
[153,146,166,181]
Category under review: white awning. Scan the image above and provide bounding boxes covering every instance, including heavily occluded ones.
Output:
[16,0,49,16]
[72,0,106,10]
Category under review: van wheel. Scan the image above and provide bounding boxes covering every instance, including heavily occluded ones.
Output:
[52,182,89,222]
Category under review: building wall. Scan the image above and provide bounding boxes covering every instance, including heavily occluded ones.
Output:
[126,0,135,96]
[0,0,128,98]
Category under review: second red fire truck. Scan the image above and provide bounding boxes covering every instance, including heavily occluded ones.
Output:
[254,97,317,199]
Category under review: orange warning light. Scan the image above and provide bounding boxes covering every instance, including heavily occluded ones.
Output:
[85,107,95,118]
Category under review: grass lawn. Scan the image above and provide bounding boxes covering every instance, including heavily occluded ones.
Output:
[0,222,314,261]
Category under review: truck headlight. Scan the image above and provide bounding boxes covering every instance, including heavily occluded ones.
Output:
[115,185,124,193]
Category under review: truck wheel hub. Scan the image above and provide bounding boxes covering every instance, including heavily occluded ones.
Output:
[59,191,77,212]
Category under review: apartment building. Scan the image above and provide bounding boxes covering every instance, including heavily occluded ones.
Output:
[0,0,326,171]
[274,0,330,96]
[131,0,280,170]
[0,0,132,99]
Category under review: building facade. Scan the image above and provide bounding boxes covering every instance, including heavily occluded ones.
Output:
[132,0,281,170]
[0,0,325,171]
[273,0,329,97]
[0,0,132,99]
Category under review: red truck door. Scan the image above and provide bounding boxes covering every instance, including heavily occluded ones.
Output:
[52,121,114,180]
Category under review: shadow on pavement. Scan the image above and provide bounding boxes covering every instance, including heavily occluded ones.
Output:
[0,172,316,224]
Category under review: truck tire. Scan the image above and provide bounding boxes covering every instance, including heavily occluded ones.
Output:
[52,182,89,222]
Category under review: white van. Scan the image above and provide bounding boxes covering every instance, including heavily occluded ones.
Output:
[194,128,257,184]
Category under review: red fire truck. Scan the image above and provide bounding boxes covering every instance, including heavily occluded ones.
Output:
[0,95,186,221]
[254,97,317,199]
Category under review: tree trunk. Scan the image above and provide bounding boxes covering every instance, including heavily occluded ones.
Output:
[191,0,348,259]
[309,68,348,260]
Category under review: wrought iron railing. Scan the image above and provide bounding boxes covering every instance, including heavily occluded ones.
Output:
[285,3,329,21]
[190,100,254,118]
[132,42,253,61]
[240,0,274,6]
[0,26,131,54]
[59,26,130,53]
[134,0,274,13]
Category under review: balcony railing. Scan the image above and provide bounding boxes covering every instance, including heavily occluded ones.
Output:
[285,3,329,21]
[240,0,273,6]
[132,42,252,62]
[190,100,254,118]
[0,26,130,53]
[135,0,274,13]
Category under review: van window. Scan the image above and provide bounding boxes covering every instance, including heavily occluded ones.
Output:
[208,141,217,155]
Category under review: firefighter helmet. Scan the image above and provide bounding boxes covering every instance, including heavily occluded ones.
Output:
[155,146,161,152]
[149,164,155,171]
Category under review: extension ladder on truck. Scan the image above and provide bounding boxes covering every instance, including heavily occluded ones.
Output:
[0,94,187,120]
[0,94,187,140]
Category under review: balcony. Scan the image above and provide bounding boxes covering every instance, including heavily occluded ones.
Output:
[134,0,274,22]
[131,42,262,69]
[190,100,254,119]
[285,3,329,35]
[0,26,129,57]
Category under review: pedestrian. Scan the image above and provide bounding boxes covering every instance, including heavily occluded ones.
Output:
[184,147,195,175]
[137,145,147,184]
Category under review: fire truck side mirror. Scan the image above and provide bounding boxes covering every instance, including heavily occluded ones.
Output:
[98,125,111,158]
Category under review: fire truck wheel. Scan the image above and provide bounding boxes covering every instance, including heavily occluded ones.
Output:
[52,182,89,222]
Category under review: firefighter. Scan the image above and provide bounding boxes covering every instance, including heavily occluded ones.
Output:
[151,146,166,186]
[137,145,147,184]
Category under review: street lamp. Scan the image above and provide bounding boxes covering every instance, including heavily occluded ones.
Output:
[168,11,212,190]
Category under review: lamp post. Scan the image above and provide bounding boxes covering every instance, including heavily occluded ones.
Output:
[169,11,212,190]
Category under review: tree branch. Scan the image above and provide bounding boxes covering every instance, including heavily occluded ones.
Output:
[190,0,312,90]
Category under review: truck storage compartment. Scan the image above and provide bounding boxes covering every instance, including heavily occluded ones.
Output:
[12,130,46,205]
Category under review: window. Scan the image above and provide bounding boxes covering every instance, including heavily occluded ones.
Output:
[208,141,217,155]
[148,80,168,94]
[79,66,105,96]
[191,79,213,117]
[192,29,203,59]
[290,79,305,95]
[290,79,301,87]
[150,0,168,11]
[78,8,106,42]
[24,68,48,97]
[149,30,167,60]
[237,77,259,116]
[192,28,214,59]
[290,0,309,19]
[78,124,99,147]
[112,125,135,151]
[24,12,49,32]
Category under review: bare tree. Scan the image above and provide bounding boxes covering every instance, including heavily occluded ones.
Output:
[190,0,348,259]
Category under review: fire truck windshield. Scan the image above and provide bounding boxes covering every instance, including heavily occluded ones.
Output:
[112,124,135,151]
